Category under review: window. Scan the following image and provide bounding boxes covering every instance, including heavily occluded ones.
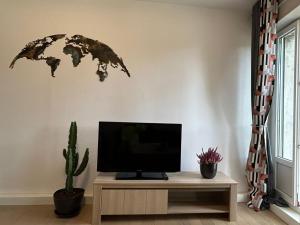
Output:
[274,20,299,206]
[277,30,296,161]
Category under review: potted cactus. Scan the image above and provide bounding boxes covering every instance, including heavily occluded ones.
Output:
[53,121,89,217]
[197,147,222,179]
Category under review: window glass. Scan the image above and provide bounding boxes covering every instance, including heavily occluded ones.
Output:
[277,30,295,161]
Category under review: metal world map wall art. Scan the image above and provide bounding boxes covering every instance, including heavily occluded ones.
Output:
[9,34,131,82]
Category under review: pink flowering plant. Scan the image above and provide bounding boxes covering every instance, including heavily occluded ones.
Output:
[197,147,223,164]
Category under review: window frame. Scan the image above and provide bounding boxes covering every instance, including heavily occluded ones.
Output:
[276,27,296,163]
[274,20,300,206]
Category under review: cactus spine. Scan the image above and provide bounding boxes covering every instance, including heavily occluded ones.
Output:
[63,122,89,192]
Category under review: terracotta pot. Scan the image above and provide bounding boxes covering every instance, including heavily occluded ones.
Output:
[200,163,217,179]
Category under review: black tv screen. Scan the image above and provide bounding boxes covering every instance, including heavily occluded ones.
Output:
[97,122,182,172]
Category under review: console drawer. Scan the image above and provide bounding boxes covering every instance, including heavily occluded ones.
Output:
[123,190,147,214]
[101,189,168,215]
[146,190,168,214]
[101,190,124,215]
[101,189,147,215]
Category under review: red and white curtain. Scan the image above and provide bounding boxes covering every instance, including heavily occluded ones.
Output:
[246,0,278,210]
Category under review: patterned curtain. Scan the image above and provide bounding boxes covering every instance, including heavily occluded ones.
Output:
[246,0,278,210]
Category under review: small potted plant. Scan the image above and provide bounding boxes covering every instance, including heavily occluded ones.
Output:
[53,121,89,217]
[197,147,222,179]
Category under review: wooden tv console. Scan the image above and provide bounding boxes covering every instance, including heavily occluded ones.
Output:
[92,172,238,225]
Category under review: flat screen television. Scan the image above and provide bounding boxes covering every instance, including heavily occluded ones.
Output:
[97,121,182,180]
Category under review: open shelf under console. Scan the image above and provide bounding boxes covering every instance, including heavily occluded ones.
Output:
[92,172,238,225]
[168,188,229,214]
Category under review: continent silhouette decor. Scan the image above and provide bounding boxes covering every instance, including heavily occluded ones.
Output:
[9,34,131,81]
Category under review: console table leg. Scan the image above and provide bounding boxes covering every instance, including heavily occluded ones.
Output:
[229,184,237,221]
[92,185,102,225]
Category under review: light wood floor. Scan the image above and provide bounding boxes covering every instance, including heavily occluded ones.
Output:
[0,203,286,225]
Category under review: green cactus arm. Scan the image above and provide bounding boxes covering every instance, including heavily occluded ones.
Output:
[65,149,70,175]
[68,122,77,150]
[72,152,79,174]
[66,147,74,192]
[63,148,67,160]
[71,147,76,160]
[74,148,89,176]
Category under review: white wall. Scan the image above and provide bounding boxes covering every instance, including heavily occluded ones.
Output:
[0,0,251,197]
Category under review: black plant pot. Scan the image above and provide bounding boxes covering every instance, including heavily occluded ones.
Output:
[200,163,217,179]
[53,188,84,218]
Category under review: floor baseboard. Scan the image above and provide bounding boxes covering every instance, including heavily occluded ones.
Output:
[237,192,248,203]
[0,193,93,205]
[0,193,248,205]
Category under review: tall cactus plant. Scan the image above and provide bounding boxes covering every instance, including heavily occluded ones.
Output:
[63,122,89,192]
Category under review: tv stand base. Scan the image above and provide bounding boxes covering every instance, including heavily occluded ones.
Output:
[116,171,168,180]
[92,172,238,225]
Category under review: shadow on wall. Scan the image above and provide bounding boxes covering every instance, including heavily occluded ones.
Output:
[200,41,251,191]
[24,124,97,194]
[72,125,98,193]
